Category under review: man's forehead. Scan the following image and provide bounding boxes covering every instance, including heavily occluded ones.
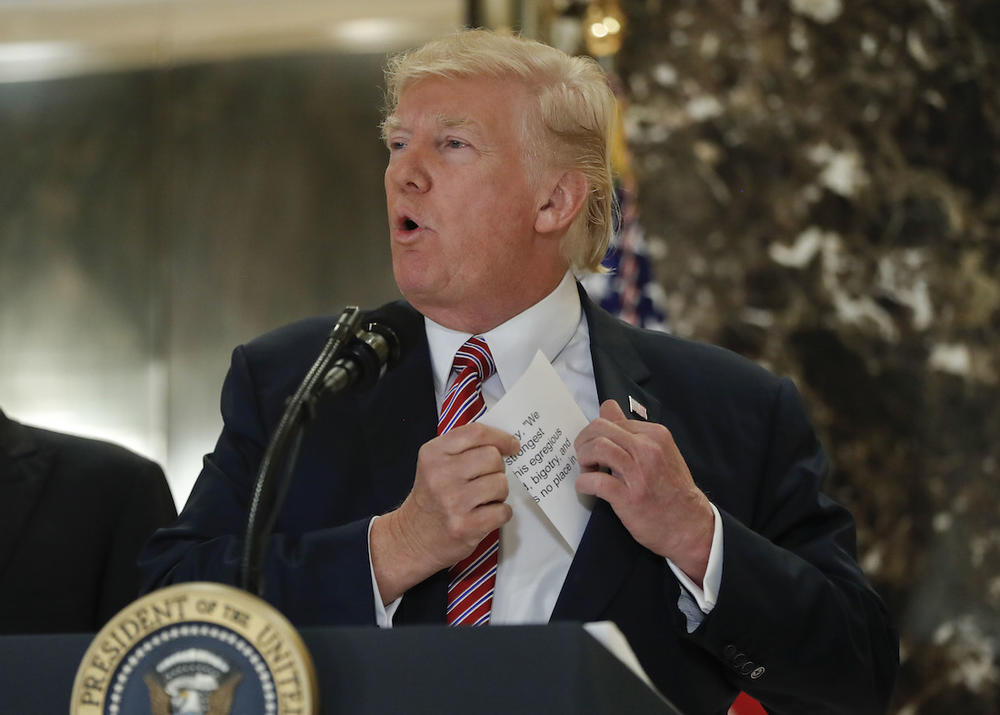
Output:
[384,74,530,132]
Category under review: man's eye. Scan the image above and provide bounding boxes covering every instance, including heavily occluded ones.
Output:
[446,139,467,149]
[388,140,406,151]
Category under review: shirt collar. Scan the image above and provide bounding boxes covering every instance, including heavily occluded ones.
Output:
[425,271,582,394]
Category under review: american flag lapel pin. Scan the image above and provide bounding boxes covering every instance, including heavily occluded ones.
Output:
[628,395,648,420]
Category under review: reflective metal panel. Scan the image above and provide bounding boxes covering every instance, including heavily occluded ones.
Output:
[1,8,462,506]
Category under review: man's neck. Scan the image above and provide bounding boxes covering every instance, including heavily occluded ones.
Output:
[424,271,582,399]
[416,272,568,335]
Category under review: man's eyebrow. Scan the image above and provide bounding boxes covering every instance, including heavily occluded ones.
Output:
[381,113,481,140]
[381,115,402,141]
[438,114,478,131]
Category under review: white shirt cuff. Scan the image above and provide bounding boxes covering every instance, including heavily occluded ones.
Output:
[666,503,723,627]
[368,516,402,627]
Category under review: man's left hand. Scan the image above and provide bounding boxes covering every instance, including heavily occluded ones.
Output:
[575,399,715,585]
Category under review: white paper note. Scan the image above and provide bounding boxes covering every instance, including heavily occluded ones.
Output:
[479,350,594,550]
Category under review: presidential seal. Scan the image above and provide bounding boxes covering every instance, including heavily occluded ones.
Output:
[70,582,317,715]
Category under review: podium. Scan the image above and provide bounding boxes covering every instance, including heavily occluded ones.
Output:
[1,623,683,713]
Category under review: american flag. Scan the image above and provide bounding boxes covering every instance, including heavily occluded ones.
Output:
[582,79,669,331]
[582,177,669,332]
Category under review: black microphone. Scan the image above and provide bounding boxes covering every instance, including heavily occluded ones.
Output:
[321,322,401,396]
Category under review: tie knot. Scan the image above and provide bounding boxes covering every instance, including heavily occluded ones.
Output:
[452,336,496,381]
[438,336,495,436]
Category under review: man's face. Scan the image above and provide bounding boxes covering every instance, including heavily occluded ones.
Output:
[384,75,561,332]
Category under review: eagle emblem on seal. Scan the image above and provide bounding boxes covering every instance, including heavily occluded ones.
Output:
[143,648,243,715]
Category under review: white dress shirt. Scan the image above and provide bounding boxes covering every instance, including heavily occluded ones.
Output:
[369,271,722,627]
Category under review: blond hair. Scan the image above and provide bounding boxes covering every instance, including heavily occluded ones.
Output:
[383,30,615,274]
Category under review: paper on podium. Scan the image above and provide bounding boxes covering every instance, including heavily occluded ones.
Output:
[584,621,657,691]
[478,350,594,550]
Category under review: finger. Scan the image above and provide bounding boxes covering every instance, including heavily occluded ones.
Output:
[575,416,633,453]
[440,471,509,524]
[466,471,510,507]
[440,422,520,456]
[468,500,514,535]
[600,399,628,423]
[598,401,669,440]
[441,498,511,557]
[451,444,508,482]
[611,414,674,442]
[576,470,627,504]
[578,410,675,463]
[575,434,632,476]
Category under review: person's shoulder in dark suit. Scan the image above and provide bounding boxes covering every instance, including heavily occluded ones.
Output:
[0,408,177,634]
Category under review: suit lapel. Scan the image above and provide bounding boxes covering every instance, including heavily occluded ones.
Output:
[356,301,437,495]
[353,303,449,623]
[0,412,52,579]
[552,289,662,621]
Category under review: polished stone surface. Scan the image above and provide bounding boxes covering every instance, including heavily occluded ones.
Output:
[618,1,999,712]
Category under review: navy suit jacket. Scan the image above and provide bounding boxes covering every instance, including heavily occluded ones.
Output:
[140,289,897,714]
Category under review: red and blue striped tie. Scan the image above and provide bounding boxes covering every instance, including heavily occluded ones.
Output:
[442,336,499,626]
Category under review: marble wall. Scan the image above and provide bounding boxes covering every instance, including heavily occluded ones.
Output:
[617,0,999,712]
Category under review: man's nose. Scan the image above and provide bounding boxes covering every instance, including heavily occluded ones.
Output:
[387,146,431,193]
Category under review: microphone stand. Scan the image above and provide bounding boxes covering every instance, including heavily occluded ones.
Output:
[239,306,361,596]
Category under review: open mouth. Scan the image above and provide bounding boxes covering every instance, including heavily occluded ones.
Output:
[394,210,425,236]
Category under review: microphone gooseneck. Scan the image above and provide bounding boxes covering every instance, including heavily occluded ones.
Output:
[239,308,401,596]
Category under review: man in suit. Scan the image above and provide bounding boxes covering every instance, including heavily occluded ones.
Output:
[0,408,176,633]
[140,30,898,713]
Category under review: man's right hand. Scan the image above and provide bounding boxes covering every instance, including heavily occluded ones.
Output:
[369,423,520,604]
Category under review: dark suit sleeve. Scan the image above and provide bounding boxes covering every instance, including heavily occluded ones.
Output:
[98,458,176,625]
[138,343,381,626]
[685,378,898,714]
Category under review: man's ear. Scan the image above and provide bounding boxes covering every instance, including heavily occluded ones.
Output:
[535,170,589,236]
